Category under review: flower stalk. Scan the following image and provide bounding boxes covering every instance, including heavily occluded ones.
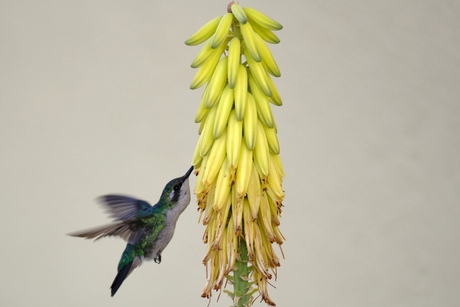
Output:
[186,2,285,306]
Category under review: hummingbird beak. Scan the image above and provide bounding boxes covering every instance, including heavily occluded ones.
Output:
[184,166,194,179]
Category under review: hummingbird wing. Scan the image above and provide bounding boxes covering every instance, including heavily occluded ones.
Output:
[98,195,152,221]
[69,195,156,243]
[68,221,140,242]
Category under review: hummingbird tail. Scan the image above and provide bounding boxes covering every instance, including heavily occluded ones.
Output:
[111,261,133,296]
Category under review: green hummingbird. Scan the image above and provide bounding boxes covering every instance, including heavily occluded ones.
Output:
[69,166,194,296]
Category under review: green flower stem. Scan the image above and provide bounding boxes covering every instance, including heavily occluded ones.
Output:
[233,239,251,307]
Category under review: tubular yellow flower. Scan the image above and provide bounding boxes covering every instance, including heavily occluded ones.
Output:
[186,2,284,306]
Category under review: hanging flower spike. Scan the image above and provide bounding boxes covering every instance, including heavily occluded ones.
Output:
[186,2,285,306]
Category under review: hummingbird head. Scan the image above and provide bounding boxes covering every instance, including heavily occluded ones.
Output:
[160,166,194,212]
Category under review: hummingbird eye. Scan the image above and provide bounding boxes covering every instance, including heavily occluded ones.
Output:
[173,184,181,191]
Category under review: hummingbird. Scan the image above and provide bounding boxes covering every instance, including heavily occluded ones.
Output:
[69,166,194,296]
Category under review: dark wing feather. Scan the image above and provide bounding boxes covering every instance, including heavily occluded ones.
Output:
[69,195,153,243]
[68,221,134,242]
[98,195,152,221]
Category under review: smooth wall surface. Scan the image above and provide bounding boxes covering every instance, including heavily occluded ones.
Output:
[1,1,459,306]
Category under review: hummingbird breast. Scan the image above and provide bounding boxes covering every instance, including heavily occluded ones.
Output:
[146,177,191,261]
[148,224,176,258]
[146,206,185,260]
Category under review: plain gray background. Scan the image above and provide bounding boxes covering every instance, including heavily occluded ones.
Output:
[1,0,459,306]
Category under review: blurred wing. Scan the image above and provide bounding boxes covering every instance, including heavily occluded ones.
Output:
[69,221,132,241]
[68,220,145,243]
[98,195,152,221]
